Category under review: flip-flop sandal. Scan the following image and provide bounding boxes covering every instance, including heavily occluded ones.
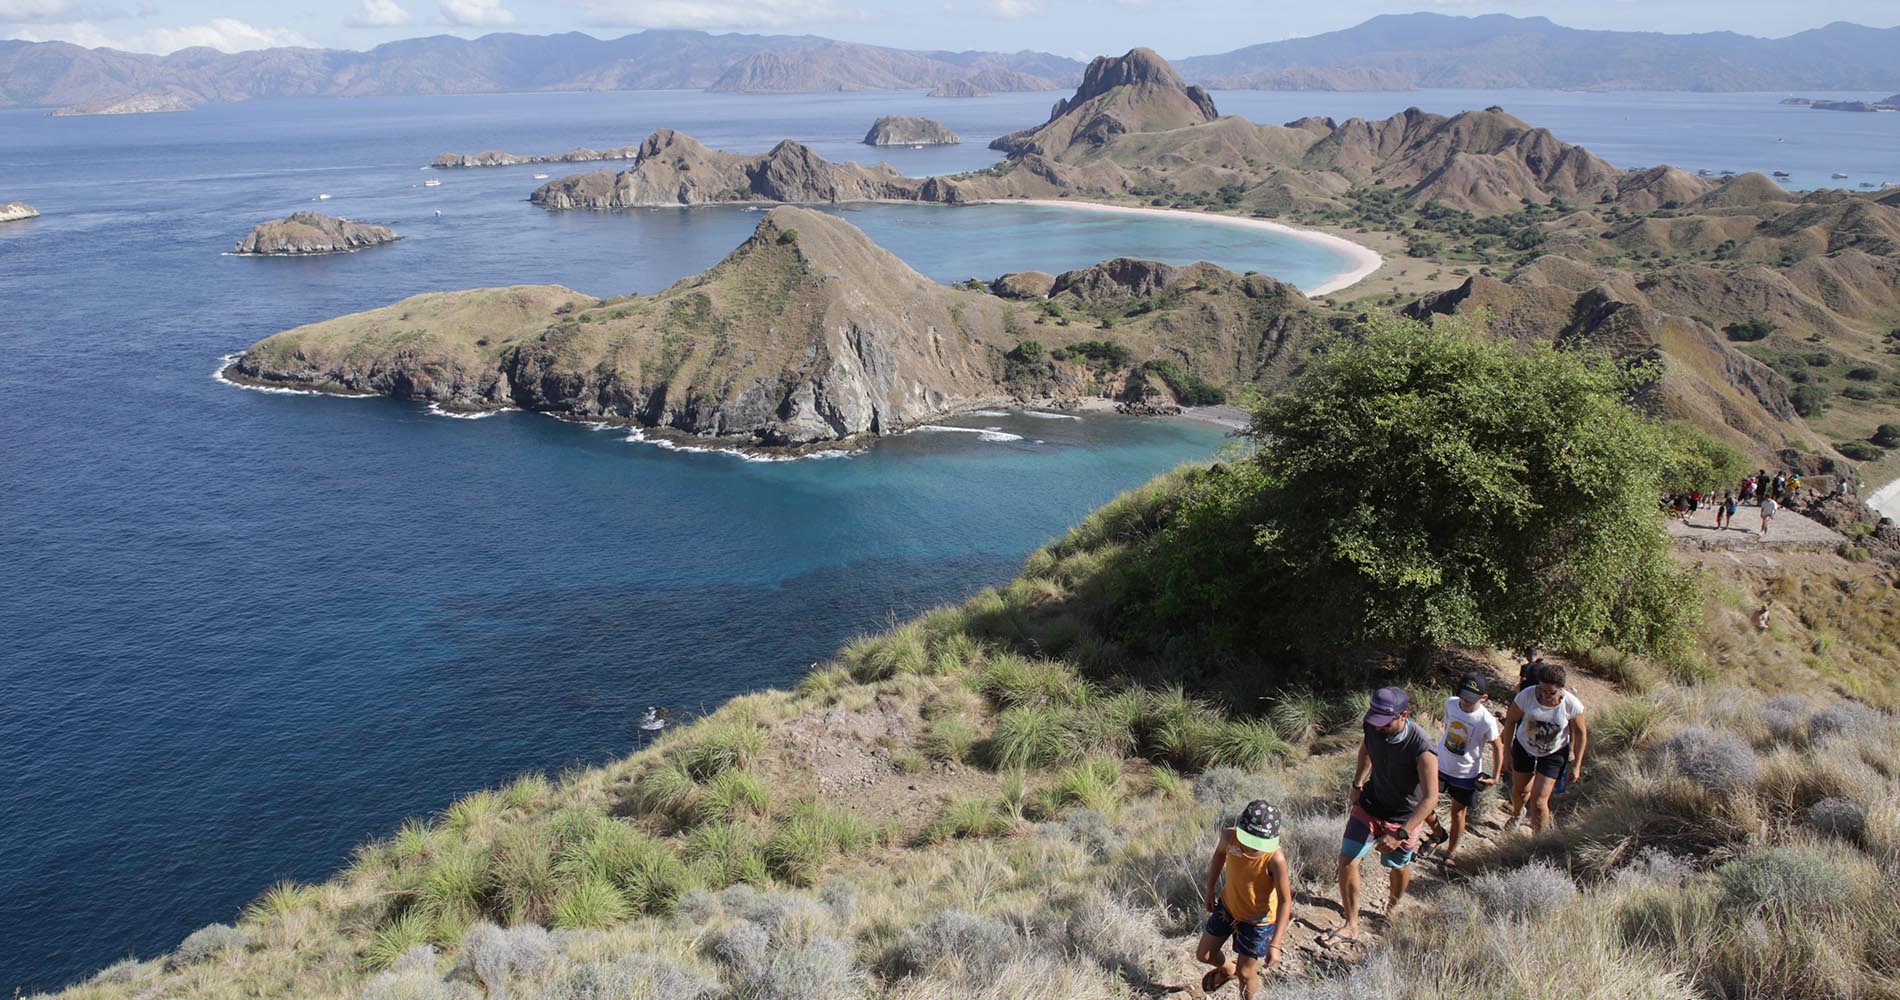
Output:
[1314,927,1361,951]
[1441,855,1461,870]
[1201,967,1233,993]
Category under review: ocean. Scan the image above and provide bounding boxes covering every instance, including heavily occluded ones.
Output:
[0,86,1893,993]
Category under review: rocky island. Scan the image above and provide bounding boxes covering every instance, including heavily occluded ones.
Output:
[1,201,38,223]
[1782,94,1900,112]
[431,146,642,169]
[50,92,194,116]
[926,78,989,98]
[231,212,400,256]
[862,115,960,146]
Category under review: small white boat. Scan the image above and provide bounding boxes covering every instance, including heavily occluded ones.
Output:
[316,193,332,200]
[638,707,668,732]
[1833,172,1851,179]
[532,172,550,180]
[423,178,442,188]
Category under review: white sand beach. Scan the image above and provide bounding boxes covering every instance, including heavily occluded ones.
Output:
[995,199,1385,297]
[1869,476,1900,521]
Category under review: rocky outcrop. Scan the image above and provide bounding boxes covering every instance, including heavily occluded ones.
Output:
[229,208,1336,448]
[927,79,989,98]
[990,271,1056,299]
[1,201,38,223]
[991,48,1218,158]
[431,146,641,168]
[231,212,400,255]
[863,116,960,146]
[531,130,934,209]
[50,92,194,116]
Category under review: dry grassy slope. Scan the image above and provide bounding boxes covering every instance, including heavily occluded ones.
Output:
[43,466,1900,1000]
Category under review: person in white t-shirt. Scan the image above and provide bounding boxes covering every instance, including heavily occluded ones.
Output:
[1501,661,1588,835]
[1422,671,1504,867]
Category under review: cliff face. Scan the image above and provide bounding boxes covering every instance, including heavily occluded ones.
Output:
[531,130,937,209]
[863,116,960,146]
[230,212,399,255]
[990,48,1219,158]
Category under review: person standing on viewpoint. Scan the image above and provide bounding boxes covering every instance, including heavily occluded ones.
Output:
[1320,687,1438,948]
[1501,663,1588,836]
[1195,800,1293,998]
[1422,672,1504,868]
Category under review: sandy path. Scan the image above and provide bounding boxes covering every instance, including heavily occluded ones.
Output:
[987,199,1385,298]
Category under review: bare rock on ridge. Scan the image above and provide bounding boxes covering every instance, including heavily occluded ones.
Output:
[863,116,961,146]
[232,212,400,255]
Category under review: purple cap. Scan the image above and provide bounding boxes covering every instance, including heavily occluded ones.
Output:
[1364,686,1412,726]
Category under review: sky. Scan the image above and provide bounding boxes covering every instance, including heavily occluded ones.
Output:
[2,0,1897,57]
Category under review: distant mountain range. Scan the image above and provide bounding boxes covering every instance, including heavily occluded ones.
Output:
[1173,14,1900,91]
[4,13,1899,111]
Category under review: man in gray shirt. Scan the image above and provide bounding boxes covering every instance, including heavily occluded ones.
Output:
[1320,686,1439,948]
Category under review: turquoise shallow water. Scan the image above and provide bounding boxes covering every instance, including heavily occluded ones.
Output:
[2,85,1891,992]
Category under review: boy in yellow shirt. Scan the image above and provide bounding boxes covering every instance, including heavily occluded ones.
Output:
[1195,800,1293,998]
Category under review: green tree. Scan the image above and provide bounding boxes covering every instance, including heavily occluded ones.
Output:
[1230,315,1690,663]
[1658,421,1752,493]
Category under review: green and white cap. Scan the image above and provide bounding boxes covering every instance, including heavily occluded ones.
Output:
[1235,799,1282,853]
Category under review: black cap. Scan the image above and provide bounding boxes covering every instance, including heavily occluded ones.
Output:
[1457,672,1488,700]
[1235,799,1282,852]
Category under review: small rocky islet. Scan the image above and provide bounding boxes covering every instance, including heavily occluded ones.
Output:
[1,201,39,223]
[231,212,400,256]
[430,146,642,168]
[862,115,961,146]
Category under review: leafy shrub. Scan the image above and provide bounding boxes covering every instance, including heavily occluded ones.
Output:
[1836,441,1884,461]
[1807,797,1867,842]
[1065,892,1158,980]
[1468,861,1577,920]
[546,956,720,1000]
[1042,808,1123,858]
[1141,359,1226,405]
[1723,318,1777,342]
[1790,384,1829,417]
[1612,848,1694,888]
[168,923,247,968]
[1660,726,1760,794]
[1717,847,1851,910]
[1192,767,1285,813]
[890,909,1016,983]
[1872,423,1900,448]
[1809,700,1882,741]
[819,879,858,926]
[1845,366,1880,381]
[459,922,552,994]
[740,937,858,1000]
[713,920,769,969]
[1761,694,1811,743]
[776,229,798,245]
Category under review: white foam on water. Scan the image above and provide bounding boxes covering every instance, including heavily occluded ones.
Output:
[427,402,509,420]
[624,427,849,462]
[964,409,1011,417]
[211,354,364,397]
[1023,410,1082,421]
[905,425,1025,443]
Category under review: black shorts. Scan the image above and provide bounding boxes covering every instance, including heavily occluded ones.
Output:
[1511,740,1569,779]
[1440,772,1481,807]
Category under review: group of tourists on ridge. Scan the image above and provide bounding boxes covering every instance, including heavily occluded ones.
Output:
[1666,468,1811,538]
[1193,650,1588,998]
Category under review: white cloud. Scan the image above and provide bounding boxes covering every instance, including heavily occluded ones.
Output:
[0,0,76,22]
[979,0,1036,15]
[348,0,414,27]
[143,17,314,51]
[438,0,514,26]
[5,16,312,52]
[578,0,842,29]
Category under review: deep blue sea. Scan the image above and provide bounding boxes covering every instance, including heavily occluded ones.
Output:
[1,86,1894,994]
